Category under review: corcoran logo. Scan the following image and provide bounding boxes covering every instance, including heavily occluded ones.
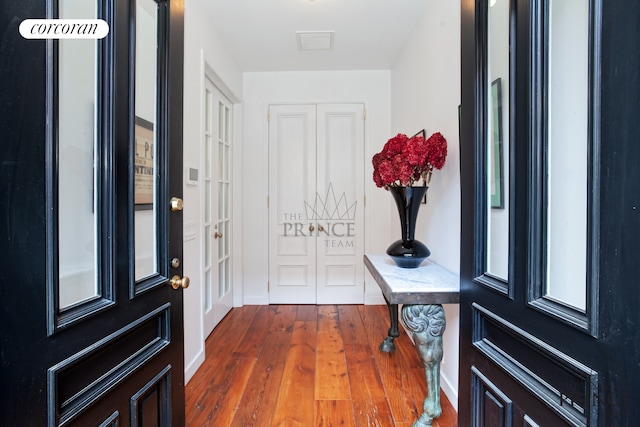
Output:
[19,19,109,39]
[283,184,357,249]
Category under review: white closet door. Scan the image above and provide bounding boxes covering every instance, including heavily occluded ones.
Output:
[315,104,365,304]
[268,103,365,304]
[268,105,317,304]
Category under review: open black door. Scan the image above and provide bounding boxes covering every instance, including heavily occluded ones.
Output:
[460,0,640,425]
[0,0,185,425]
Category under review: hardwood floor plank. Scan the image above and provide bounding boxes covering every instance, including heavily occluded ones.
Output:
[339,305,395,425]
[186,356,256,427]
[359,305,424,423]
[317,304,340,333]
[315,329,351,401]
[232,305,277,357]
[230,330,292,426]
[343,343,395,426]
[314,400,355,427]
[295,304,318,321]
[337,305,371,346]
[271,321,317,427]
[203,305,260,360]
[270,304,298,333]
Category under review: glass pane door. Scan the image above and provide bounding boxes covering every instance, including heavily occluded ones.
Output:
[203,77,233,336]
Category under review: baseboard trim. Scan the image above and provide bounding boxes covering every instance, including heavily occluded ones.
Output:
[440,372,458,412]
[184,348,206,384]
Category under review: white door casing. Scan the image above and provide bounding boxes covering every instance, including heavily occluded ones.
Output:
[268,103,365,304]
[203,77,233,335]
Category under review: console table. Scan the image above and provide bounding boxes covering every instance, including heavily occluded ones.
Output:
[363,254,459,427]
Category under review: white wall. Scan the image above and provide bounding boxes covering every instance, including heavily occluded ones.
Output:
[242,70,392,306]
[390,0,461,410]
[182,0,243,383]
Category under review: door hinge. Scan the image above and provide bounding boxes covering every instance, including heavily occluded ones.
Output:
[363,108,366,120]
[364,195,366,207]
[268,281,270,292]
[267,196,270,208]
[267,109,270,122]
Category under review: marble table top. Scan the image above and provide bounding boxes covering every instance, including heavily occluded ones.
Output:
[364,254,460,304]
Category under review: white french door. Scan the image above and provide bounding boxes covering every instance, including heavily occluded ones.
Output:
[268,104,365,304]
[203,76,233,336]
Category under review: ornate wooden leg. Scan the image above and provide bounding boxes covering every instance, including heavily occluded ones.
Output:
[401,304,446,427]
[379,296,399,353]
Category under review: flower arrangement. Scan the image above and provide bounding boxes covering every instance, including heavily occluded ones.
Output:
[372,132,448,189]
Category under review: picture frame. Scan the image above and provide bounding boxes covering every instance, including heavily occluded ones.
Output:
[412,129,428,204]
[490,78,504,209]
[134,116,155,210]
[412,129,426,138]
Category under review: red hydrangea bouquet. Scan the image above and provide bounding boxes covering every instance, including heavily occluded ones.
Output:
[372,132,448,189]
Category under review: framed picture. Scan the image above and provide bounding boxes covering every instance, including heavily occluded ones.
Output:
[412,129,428,204]
[490,78,504,209]
[134,116,155,209]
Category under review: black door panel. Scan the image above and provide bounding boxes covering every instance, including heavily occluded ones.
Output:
[459,0,640,425]
[0,0,185,425]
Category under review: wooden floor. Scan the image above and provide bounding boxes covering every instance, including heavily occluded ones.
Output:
[185,305,457,426]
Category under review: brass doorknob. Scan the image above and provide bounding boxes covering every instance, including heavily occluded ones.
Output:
[214,232,223,239]
[170,197,184,211]
[318,225,325,232]
[309,225,315,232]
[170,275,190,289]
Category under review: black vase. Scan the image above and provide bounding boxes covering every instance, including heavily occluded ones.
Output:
[386,186,430,268]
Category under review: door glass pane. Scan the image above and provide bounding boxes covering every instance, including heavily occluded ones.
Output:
[204,225,210,264]
[218,259,225,298]
[58,0,99,309]
[545,0,588,311]
[224,221,229,256]
[204,270,211,311]
[205,89,212,133]
[204,135,211,178]
[204,180,211,222]
[134,0,158,281]
[486,0,510,280]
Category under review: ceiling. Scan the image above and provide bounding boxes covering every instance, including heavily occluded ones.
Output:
[198,0,429,72]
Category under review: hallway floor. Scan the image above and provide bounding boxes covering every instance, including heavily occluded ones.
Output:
[185,304,457,426]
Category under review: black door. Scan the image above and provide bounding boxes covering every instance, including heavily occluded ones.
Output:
[0,0,185,425]
[460,0,639,425]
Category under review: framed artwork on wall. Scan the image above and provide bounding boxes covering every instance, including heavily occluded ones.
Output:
[134,116,154,210]
[412,129,429,204]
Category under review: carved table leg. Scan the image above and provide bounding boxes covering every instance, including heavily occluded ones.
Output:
[401,304,446,427]
[379,296,400,353]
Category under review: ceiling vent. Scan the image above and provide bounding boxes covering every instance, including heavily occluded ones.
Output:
[296,31,335,50]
